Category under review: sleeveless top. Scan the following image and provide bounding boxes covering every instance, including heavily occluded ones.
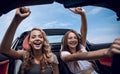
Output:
[26,63,53,74]
[19,52,59,74]
[61,45,95,74]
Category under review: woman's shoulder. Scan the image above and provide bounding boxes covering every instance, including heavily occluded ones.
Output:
[16,50,27,59]
[80,44,87,52]
[20,50,29,60]
[47,52,59,64]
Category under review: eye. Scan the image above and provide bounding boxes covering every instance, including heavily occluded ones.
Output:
[38,35,43,39]
[68,37,72,39]
[74,36,77,39]
[31,35,36,39]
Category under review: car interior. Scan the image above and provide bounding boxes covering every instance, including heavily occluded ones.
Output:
[0,0,120,74]
[0,29,113,74]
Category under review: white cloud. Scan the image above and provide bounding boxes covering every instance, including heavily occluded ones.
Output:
[88,34,118,44]
[89,7,103,15]
[42,21,72,28]
[90,27,118,33]
[88,27,120,44]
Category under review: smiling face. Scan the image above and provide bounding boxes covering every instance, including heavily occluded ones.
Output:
[29,29,44,50]
[27,28,51,56]
[62,30,81,52]
[67,32,78,49]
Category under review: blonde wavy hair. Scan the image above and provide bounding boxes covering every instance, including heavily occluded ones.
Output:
[21,28,52,74]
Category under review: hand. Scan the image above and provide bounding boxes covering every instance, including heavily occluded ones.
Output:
[108,38,120,56]
[15,7,31,20]
[69,7,86,15]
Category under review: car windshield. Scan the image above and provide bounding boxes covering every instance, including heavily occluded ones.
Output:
[47,35,63,43]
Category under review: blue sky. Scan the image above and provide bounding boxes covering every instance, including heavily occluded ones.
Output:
[0,2,120,43]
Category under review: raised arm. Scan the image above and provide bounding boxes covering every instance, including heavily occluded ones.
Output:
[69,7,87,47]
[61,38,120,62]
[0,7,31,59]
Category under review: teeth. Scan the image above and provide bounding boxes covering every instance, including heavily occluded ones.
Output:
[35,43,40,45]
[70,42,75,44]
[34,41,41,45]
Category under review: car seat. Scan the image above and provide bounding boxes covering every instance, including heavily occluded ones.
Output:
[22,35,30,50]
[22,35,72,74]
[99,57,112,67]
[0,60,9,74]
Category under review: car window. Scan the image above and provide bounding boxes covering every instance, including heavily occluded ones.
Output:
[47,35,63,43]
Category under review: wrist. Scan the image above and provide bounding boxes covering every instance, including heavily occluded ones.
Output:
[14,14,23,23]
[80,12,86,17]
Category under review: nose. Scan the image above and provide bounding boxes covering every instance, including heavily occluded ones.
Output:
[71,38,76,40]
[34,37,41,43]
[35,36,41,40]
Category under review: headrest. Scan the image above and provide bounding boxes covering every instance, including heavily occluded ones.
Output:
[22,36,30,50]
[0,60,9,74]
[99,57,112,67]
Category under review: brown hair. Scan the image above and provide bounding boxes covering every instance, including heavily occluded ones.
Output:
[21,28,51,74]
[61,30,82,53]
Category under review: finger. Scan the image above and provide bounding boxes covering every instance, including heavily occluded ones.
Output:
[113,38,120,45]
[16,7,21,14]
[111,43,120,54]
[112,44,120,49]
[114,38,120,42]
[20,12,31,18]
[115,38,120,40]
[76,7,82,11]
[16,7,29,16]
[20,8,31,17]
[112,38,120,48]
[69,8,77,13]
[76,7,85,12]
[69,8,78,14]
[112,48,120,54]
[20,7,30,13]
[81,8,85,12]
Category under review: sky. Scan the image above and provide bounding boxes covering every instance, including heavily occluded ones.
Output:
[0,2,120,44]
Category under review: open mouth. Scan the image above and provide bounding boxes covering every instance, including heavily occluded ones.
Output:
[33,41,42,47]
[69,41,77,45]
[34,42,41,45]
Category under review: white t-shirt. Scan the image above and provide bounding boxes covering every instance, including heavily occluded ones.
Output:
[61,45,93,74]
